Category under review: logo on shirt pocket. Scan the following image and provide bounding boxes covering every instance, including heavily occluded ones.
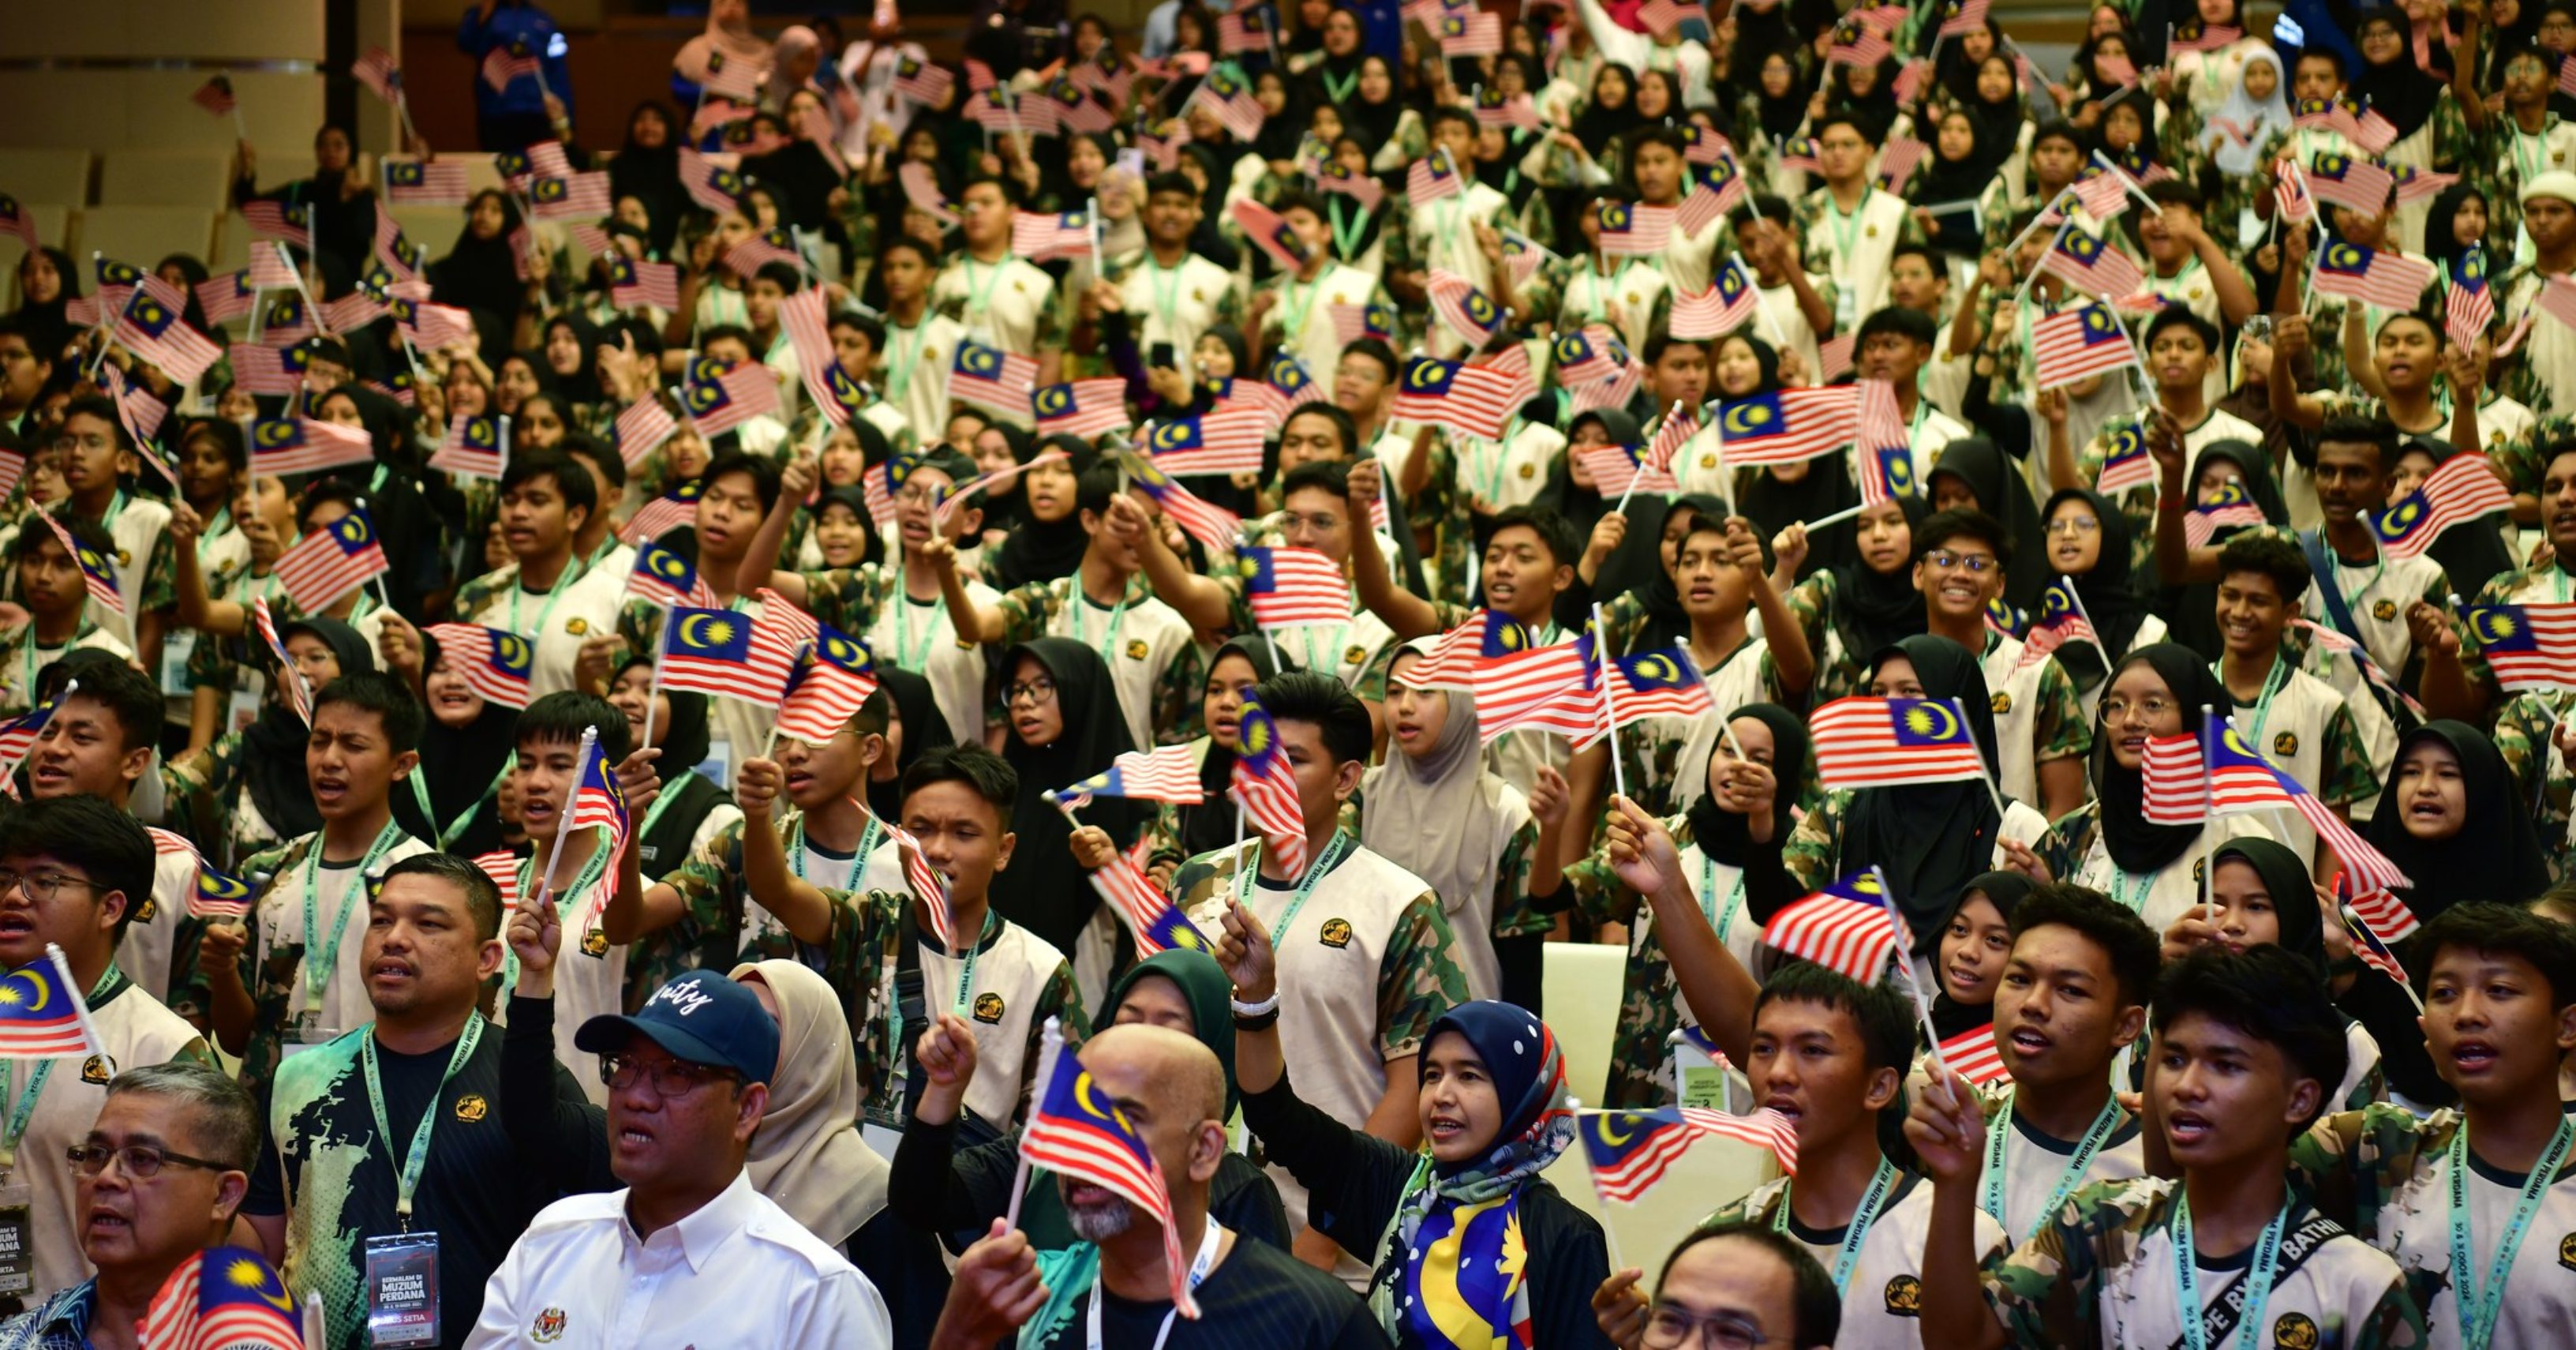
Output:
[581,930,609,958]
[2558,1232,2576,1269]
[1882,1274,1920,1317]
[565,617,589,636]
[2274,731,2300,759]
[973,992,1006,1024]
[455,1093,490,1123]
[79,1055,114,1085]
[531,1308,567,1342]
[1320,917,1354,949]
[1990,692,2013,715]
[1125,639,1149,661]
[2372,598,2398,621]
[2271,1312,2320,1350]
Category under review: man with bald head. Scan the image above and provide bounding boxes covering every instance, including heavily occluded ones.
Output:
[929,1024,1386,1349]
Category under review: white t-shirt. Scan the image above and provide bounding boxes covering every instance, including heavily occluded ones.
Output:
[907,918,1070,1130]
[17,981,204,1302]
[1727,1168,2009,1349]
[455,557,629,699]
[1975,1089,2149,1247]
[1117,253,1239,386]
[863,583,1002,748]
[1044,583,1195,751]
[251,833,437,1044]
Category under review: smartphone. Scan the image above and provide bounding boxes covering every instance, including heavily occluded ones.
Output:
[1150,342,1178,369]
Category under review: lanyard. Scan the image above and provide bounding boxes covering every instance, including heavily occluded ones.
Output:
[193,508,234,572]
[886,319,928,405]
[895,591,948,671]
[932,908,1001,1015]
[1066,585,1132,671]
[1979,1093,2124,1243]
[2447,1116,2575,1350]
[1234,830,1354,945]
[1321,67,1357,103]
[20,623,90,702]
[2214,653,2290,759]
[789,813,881,892]
[1088,1217,1225,1350]
[508,553,581,639]
[1146,256,1189,335]
[0,965,116,1173]
[362,1014,485,1224]
[407,761,513,852]
[301,821,407,1002]
[1772,1156,1896,1292]
[1279,274,1327,343]
[2172,1192,2290,1350]
[962,257,1009,323]
[1698,853,1745,947]
[1328,199,1370,262]
[630,772,694,855]
[1825,193,1867,268]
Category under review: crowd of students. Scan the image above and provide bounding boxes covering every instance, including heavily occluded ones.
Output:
[11,0,2576,1344]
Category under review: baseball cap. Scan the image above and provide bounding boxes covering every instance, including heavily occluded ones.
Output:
[575,969,781,1086]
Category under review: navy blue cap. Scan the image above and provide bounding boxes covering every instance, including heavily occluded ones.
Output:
[575,969,781,1086]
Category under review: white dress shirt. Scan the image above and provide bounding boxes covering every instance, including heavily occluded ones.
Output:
[466,1171,890,1348]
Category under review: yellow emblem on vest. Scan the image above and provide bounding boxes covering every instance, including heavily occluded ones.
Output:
[2273,1312,2320,1350]
[566,617,589,636]
[1882,1275,1921,1318]
[455,1093,490,1123]
[1320,917,1354,948]
[1990,692,2012,715]
[2274,731,2300,758]
[1125,639,1149,661]
[973,992,1006,1024]
[79,1054,114,1085]
[2372,598,2398,621]
[582,929,609,958]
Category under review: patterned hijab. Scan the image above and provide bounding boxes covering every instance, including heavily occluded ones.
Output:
[1370,1001,1575,1348]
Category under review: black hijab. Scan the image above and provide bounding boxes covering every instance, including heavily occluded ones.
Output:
[1180,638,1297,861]
[1915,112,2002,205]
[2165,441,2288,661]
[1930,437,2049,612]
[2090,645,2227,876]
[2361,721,2551,924]
[245,618,377,842]
[609,101,686,256]
[1601,494,1727,654]
[1339,57,1405,147]
[971,423,1035,536]
[1750,55,1809,143]
[540,313,603,407]
[397,628,519,857]
[2420,182,2492,276]
[9,246,80,363]
[2209,837,2330,977]
[865,667,952,827]
[2353,14,2447,141]
[1930,871,2034,1038]
[431,191,530,361]
[625,657,726,877]
[994,638,1142,956]
[1826,496,1932,668]
[984,436,1095,593]
[1536,407,1641,546]
[1573,62,1646,148]
[1843,636,2007,952]
[1683,703,1810,872]
[2041,486,2149,688]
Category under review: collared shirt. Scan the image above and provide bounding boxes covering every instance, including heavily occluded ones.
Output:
[465,1172,891,1349]
[0,1280,92,1350]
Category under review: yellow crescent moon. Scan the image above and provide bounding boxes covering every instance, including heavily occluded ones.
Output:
[680,612,721,649]
[2475,610,2511,643]
[1915,700,1960,740]
[1074,1071,1114,1120]
[1594,1113,1637,1147]
[9,971,51,1014]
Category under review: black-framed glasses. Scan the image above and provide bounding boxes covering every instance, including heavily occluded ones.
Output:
[1005,678,1058,705]
[67,1143,231,1179]
[600,1053,739,1097]
[1642,1305,1771,1350]
[0,870,99,902]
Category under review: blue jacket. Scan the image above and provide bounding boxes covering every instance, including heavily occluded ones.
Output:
[458,2,572,123]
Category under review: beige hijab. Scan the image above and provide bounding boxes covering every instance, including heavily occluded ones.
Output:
[676,6,774,86]
[729,958,889,1246]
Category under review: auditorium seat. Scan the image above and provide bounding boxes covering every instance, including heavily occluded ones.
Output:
[99,149,235,210]
[1542,939,1624,1108]
[0,202,73,284]
[78,207,219,271]
[0,148,93,209]
[387,204,468,259]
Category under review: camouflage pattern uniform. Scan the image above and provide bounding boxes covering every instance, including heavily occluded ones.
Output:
[989,572,1206,744]
[2489,690,2576,879]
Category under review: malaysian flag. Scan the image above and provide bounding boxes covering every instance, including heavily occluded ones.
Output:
[1049,745,1209,808]
[1426,270,1504,348]
[472,849,522,909]
[2338,892,2414,984]
[248,416,373,478]
[239,200,312,250]
[1876,137,1927,193]
[2041,230,2146,302]
[1257,351,1327,422]
[949,339,1038,417]
[110,291,220,386]
[1389,357,1518,440]
[2070,170,2132,220]
[528,171,612,221]
[1407,153,1465,208]
[1232,697,1309,875]
[100,362,167,445]
[1230,197,1310,272]
[140,1247,300,1350]
[432,414,507,480]
[1855,442,1916,506]
[2465,602,2576,692]
[2173,20,2244,51]
[1192,67,1264,141]
[625,540,713,610]
[2371,455,2513,559]
[0,950,99,1059]
[250,598,311,726]
[482,39,544,92]
[1473,635,1604,741]
[1436,9,1503,54]
[1582,648,1716,748]
[1574,441,1679,497]
[697,47,765,103]
[1144,411,1266,475]
[1670,257,1759,339]
[1939,0,1992,35]
[389,294,475,351]
[192,76,237,117]
[1676,157,1744,237]
[622,479,707,545]
[1763,870,1909,981]
[1239,546,1347,629]
[2082,422,2151,497]
[894,56,955,106]
[2273,158,2319,223]
[0,197,35,251]
[1316,167,1383,212]
[425,624,534,709]
[777,625,881,743]
[659,607,769,699]
[2183,480,2267,549]
[274,510,388,611]
[2305,153,2394,214]
[678,150,746,213]
[2314,240,2433,313]
[567,731,633,871]
[1120,452,1241,551]
[1091,850,1211,956]
[2032,302,2140,388]
[2446,247,2495,351]
[190,864,255,921]
[1578,1107,1799,1205]
[1019,1020,1201,1317]
[2147,716,2413,892]
[1855,377,1906,467]
[1827,17,1893,67]
[1552,327,1623,384]
[1714,388,1863,467]
[1011,208,1097,263]
[0,699,60,789]
[608,255,681,312]
[679,354,782,433]
[1638,0,1713,32]
[1938,1022,2012,1086]
[228,342,302,396]
[1032,379,1130,440]
[353,47,401,102]
[1597,201,1676,257]
[1809,696,1990,789]
[2016,578,2100,670]
[1218,9,1268,52]
[1648,405,1701,477]
[1397,611,1532,692]
[721,227,805,281]
[1472,88,1543,133]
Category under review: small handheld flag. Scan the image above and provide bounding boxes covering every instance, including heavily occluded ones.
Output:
[1019,1018,1200,1318]
[272,511,389,613]
[140,1244,301,1350]
[1578,1107,1799,1204]
[1232,697,1309,876]
[1807,697,1989,789]
[422,624,535,711]
[1047,745,1208,808]
[624,540,714,611]
[776,624,881,744]
[39,516,124,617]
[0,947,102,1059]
[1762,871,1908,982]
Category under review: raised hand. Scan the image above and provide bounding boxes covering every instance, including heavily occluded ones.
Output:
[1213,898,1278,1003]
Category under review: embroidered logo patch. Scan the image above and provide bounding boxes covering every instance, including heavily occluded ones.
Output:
[2559,1232,2576,1269]
[455,1093,490,1123]
[1125,639,1149,661]
[2272,1312,2320,1350]
[1882,1274,1921,1317]
[582,929,610,958]
[2372,598,2398,621]
[973,992,1006,1024]
[566,617,589,636]
[1320,917,1354,948]
[79,1054,114,1085]
[133,898,155,923]
[1990,692,2013,715]
[2273,731,2300,759]
[531,1308,567,1342]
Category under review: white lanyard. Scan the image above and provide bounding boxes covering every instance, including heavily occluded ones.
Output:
[1087,1217,1224,1350]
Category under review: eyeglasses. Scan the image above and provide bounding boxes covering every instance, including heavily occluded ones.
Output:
[2100,696,2179,724]
[599,1053,739,1097]
[1005,678,1058,705]
[66,1142,230,1179]
[1923,549,1998,573]
[0,870,99,902]
[1642,1305,1771,1350]
[2044,516,2102,535]
[47,433,110,454]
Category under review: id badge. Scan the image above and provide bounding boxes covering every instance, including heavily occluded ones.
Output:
[365,1231,440,1347]
[229,685,262,734]
[160,630,196,692]
[283,1013,341,1059]
[0,1182,32,1296]
[1674,1035,1728,1111]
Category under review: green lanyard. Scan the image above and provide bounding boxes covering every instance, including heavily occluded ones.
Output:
[1320,67,1357,104]
[507,554,581,639]
[1979,1092,2124,1243]
[962,257,1009,327]
[301,821,407,1003]
[2172,1191,2290,1350]
[1327,200,1371,262]
[1066,584,1131,672]
[2447,1116,2576,1350]
[1698,852,1745,948]
[193,507,234,572]
[406,761,512,852]
[1234,830,1354,945]
[498,844,612,992]
[931,907,1000,1016]
[1772,1156,1896,1292]
[2105,857,2154,914]
[629,774,694,858]
[1279,274,1327,344]
[2214,653,2290,761]
[789,813,882,891]
[895,592,948,670]
[0,965,118,1172]
[1825,194,1866,269]
[1146,257,1188,336]
[886,320,928,405]
[20,623,90,703]
[361,1014,485,1225]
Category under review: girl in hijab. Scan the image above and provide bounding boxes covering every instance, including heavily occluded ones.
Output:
[1352,54,1428,174]
[1930,437,2051,612]
[1725,338,1862,579]
[966,422,1035,546]
[2353,9,2456,162]
[1561,704,1812,1108]
[1910,108,2005,259]
[537,313,603,416]
[1904,870,2035,1092]
[1365,640,1570,1005]
[982,436,1094,593]
[863,666,950,829]
[2360,722,2551,926]
[1534,407,1638,550]
[2161,441,2290,661]
[1780,496,1930,700]
[882,947,1291,1338]
[996,638,1144,1004]
[432,190,532,364]
[1773,636,2054,952]
[1238,999,1612,1348]
[2202,47,2293,182]
[2159,838,2387,1111]
[393,627,519,857]
[1827,56,1905,146]
[1147,639,1294,879]
[606,655,742,880]
[174,616,376,860]
[2038,488,2159,703]
[2043,647,2277,929]
[608,102,685,256]
[2421,181,2498,276]
[6,247,80,362]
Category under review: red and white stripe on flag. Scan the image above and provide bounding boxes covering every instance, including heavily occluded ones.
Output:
[1938,1024,2012,1086]
[1808,696,1991,789]
[1762,882,1904,982]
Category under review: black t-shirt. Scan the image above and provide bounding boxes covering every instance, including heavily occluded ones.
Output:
[245,1026,589,1350]
[1032,1236,1390,1349]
